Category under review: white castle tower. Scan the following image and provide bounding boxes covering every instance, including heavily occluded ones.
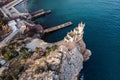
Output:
[64,22,85,42]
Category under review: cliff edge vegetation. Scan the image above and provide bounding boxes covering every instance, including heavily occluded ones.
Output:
[0,22,91,80]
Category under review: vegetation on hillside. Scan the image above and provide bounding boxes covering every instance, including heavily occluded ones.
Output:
[0,37,36,80]
[44,45,57,56]
[0,14,11,40]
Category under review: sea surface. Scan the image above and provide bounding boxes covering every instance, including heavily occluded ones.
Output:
[28,0,120,80]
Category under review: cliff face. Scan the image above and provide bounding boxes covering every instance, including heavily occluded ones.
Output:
[19,23,91,80]
[58,46,83,80]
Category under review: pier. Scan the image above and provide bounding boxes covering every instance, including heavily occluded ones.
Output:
[29,9,51,19]
[44,21,73,33]
[30,9,44,15]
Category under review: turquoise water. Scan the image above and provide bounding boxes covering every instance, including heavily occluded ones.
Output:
[28,0,120,80]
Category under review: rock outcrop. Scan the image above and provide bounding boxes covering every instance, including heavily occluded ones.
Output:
[19,22,91,80]
[59,46,83,80]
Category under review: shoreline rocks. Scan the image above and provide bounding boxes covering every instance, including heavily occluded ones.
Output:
[19,23,91,80]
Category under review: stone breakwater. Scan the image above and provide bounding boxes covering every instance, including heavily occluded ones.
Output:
[19,23,91,80]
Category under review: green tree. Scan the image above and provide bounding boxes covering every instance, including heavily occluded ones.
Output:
[20,47,31,59]
[3,49,18,61]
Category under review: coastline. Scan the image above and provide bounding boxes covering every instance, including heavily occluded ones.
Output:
[0,0,91,80]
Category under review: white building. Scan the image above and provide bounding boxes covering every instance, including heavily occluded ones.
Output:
[64,22,85,43]
[8,20,18,32]
[0,59,5,65]
[0,19,27,48]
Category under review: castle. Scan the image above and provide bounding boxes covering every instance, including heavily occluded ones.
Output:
[64,22,85,42]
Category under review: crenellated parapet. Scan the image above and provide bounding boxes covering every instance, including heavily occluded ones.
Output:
[64,22,85,42]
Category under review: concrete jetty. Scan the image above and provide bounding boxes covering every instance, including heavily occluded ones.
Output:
[29,10,51,19]
[44,21,73,33]
[30,9,44,15]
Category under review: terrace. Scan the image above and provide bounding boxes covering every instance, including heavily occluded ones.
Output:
[0,0,29,18]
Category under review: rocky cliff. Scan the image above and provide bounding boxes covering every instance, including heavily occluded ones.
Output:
[18,22,91,80]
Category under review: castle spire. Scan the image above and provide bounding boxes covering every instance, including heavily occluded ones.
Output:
[78,22,85,28]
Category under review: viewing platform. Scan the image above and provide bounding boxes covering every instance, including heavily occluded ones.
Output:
[44,21,73,33]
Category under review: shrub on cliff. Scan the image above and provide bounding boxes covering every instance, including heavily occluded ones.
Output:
[20,47,31,59]
[3,49,18,61]
[44,45,57,56]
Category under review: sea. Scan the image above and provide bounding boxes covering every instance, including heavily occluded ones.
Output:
[28,0,120,80]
